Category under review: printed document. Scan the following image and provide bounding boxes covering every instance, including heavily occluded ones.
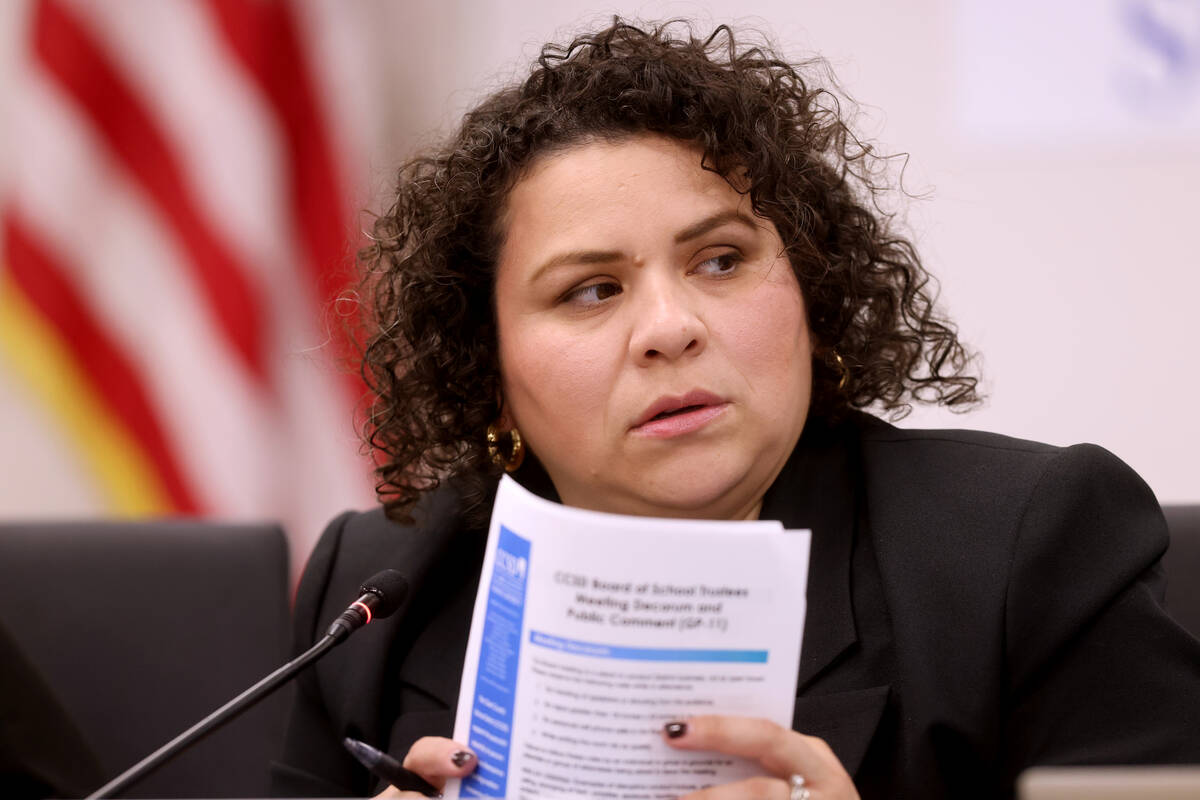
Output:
[446,476,811,799]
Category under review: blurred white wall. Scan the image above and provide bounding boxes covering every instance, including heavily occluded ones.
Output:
[2,0,1197,530]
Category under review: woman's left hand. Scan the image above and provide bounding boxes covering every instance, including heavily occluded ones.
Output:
[661,715,860,800]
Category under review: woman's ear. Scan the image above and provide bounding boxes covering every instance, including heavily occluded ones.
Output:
[494,394,513,431]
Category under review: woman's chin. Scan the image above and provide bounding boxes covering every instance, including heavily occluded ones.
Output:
[606,470,762,521]
[550,449,777,520]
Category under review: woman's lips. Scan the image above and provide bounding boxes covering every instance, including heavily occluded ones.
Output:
[632,403,729,438]
[631,391,729,438]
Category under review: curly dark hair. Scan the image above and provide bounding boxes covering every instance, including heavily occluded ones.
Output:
[359,18,980,522]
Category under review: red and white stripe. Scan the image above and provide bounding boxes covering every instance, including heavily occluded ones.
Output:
[1,0,379,572]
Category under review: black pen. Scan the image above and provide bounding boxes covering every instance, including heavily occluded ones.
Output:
[343,736,441,798]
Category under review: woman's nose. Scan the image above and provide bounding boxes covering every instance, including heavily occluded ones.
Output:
[628,278,707,364]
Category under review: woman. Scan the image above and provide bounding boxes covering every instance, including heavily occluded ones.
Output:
[271,20,1200,799]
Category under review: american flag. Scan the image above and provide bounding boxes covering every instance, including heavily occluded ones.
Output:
[0,0,380,572]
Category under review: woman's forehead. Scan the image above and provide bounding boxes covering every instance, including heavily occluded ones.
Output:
[502,136,745,238]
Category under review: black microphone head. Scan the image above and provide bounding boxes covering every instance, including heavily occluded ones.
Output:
[359,570,409,619]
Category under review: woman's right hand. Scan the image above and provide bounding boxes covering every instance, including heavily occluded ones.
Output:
[374,736,477,798]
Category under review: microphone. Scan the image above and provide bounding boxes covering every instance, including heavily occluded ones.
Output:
[86,570,409,799]
[327,569,409,641]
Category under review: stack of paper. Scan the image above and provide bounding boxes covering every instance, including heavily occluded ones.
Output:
[447,476,811,800]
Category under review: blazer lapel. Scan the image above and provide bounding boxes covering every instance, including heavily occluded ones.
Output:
[376,514,482,759]
[761,418,893,777]
[387,464,560,716]
[381,608,460,761]
[389,571,476,714]
[760,418,859,692]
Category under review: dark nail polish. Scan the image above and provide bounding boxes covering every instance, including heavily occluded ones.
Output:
[451,750,474,767]
[664,721,687,739]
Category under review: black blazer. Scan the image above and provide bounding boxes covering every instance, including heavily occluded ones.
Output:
[271,414,1200,798]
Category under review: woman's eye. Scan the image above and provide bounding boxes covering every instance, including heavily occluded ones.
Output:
[562,280,622,307]
[692,252,741,276]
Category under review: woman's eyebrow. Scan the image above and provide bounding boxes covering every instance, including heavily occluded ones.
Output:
[673,210,758,243]
[528,210,756,284]
[529,249,623,283]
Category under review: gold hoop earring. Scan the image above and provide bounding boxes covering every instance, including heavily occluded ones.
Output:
[832,350,850,393]
[486,423,525,472]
